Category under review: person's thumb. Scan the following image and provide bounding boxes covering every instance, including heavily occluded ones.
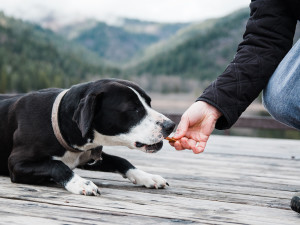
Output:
[173,115,189,139]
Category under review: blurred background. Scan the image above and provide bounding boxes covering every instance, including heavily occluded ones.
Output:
[0,0,299,138]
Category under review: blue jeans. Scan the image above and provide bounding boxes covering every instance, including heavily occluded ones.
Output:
[263,39,300,130]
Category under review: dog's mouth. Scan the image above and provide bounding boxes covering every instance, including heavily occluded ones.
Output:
[135,141,163,153]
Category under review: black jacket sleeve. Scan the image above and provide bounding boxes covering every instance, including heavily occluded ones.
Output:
[197,0,298,130]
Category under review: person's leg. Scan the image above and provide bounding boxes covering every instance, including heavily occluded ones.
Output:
[262,39,300,214]
[263,39,300,129]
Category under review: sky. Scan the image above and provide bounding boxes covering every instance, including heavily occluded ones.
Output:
[0,0,250,24]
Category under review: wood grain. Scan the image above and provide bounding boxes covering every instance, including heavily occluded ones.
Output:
[0,135,300,224]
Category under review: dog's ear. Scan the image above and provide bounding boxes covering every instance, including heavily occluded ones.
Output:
[72,94,100,138]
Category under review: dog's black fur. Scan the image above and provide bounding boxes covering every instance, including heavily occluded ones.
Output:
[0,79,175,195]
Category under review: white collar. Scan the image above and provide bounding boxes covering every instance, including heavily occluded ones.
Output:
[51,89,80,152]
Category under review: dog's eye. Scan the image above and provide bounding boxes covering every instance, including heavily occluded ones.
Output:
[135,107,144,114]
[127,108,140,113]
[128,106,143,114]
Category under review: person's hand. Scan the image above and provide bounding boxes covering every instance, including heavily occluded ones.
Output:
[169,101,222,154]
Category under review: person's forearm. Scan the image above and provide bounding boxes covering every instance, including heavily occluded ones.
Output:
[198,0,297,130]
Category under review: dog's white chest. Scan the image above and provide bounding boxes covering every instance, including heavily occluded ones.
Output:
[53,151,90,170]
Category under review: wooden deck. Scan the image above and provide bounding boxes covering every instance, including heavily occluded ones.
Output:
[1,135,300,224]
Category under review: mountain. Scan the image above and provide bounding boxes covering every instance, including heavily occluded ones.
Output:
[0,12,119,93]
[125,8,250,80]
[57,19,189,63]
[72,22,159,63]
[118,18,189,39]
[125,18,218,66]
[1,9,299,94]
[126,9,300,82]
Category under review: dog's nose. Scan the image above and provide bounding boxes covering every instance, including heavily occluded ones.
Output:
[162,120,176,137]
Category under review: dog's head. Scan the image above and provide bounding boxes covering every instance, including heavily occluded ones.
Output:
[72,79,175,153]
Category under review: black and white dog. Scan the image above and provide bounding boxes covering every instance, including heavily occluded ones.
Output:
[0,79,175,196]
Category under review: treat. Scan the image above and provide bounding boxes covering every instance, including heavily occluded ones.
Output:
[165,137,177,142]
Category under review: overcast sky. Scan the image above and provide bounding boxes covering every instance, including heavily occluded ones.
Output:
[0,0,250,23]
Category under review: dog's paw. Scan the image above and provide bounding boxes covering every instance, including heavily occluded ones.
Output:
[65,174,100,196]
[125,168,168,189]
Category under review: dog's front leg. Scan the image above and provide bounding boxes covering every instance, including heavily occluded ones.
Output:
[8,157,100,196]
[80,152,168,189]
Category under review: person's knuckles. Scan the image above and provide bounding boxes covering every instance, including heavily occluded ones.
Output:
[181,142,191,150]
[192,146,204,154]
[174,141,183,150]
[187,139,197,147]
[198,141,206,149]
[181,138,192,150]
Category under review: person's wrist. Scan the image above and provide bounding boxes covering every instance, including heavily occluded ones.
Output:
[199,101,222,119]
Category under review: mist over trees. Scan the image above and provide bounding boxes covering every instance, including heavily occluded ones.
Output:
[0,9,299,94]
[0,12,119,93]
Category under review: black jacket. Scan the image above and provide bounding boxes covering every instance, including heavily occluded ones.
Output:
[197,0,300,130]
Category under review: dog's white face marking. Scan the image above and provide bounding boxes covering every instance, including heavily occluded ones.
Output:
[78,86,171,152]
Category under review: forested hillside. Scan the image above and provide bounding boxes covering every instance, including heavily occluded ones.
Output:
[73,22,159,63]
[126,9,250,80]
[126,18,217,66]
[59,19,188,63]
[0,12,119,93]
[1,8,299,94]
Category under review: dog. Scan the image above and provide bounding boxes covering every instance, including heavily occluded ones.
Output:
[0,79,175,195]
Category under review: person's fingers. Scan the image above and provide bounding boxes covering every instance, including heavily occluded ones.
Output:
[187,139,203,154]
[172,136,207,153]
[173,115,189,139]
[179,137,191,149]
[187,138,197,149]
[192,147,204,154]
[168,141,175,147]
[174,140,184,151]
[191,141,206,154]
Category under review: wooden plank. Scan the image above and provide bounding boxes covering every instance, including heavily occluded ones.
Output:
[72,172,294,210]
[0,135,299,224]
[0,178,299,225]
[76,169,299,199]
[0,197,183,225]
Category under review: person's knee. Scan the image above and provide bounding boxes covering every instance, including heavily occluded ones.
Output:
[263,39,300,129]
[263,81,299,130]
[262,85,287,121]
